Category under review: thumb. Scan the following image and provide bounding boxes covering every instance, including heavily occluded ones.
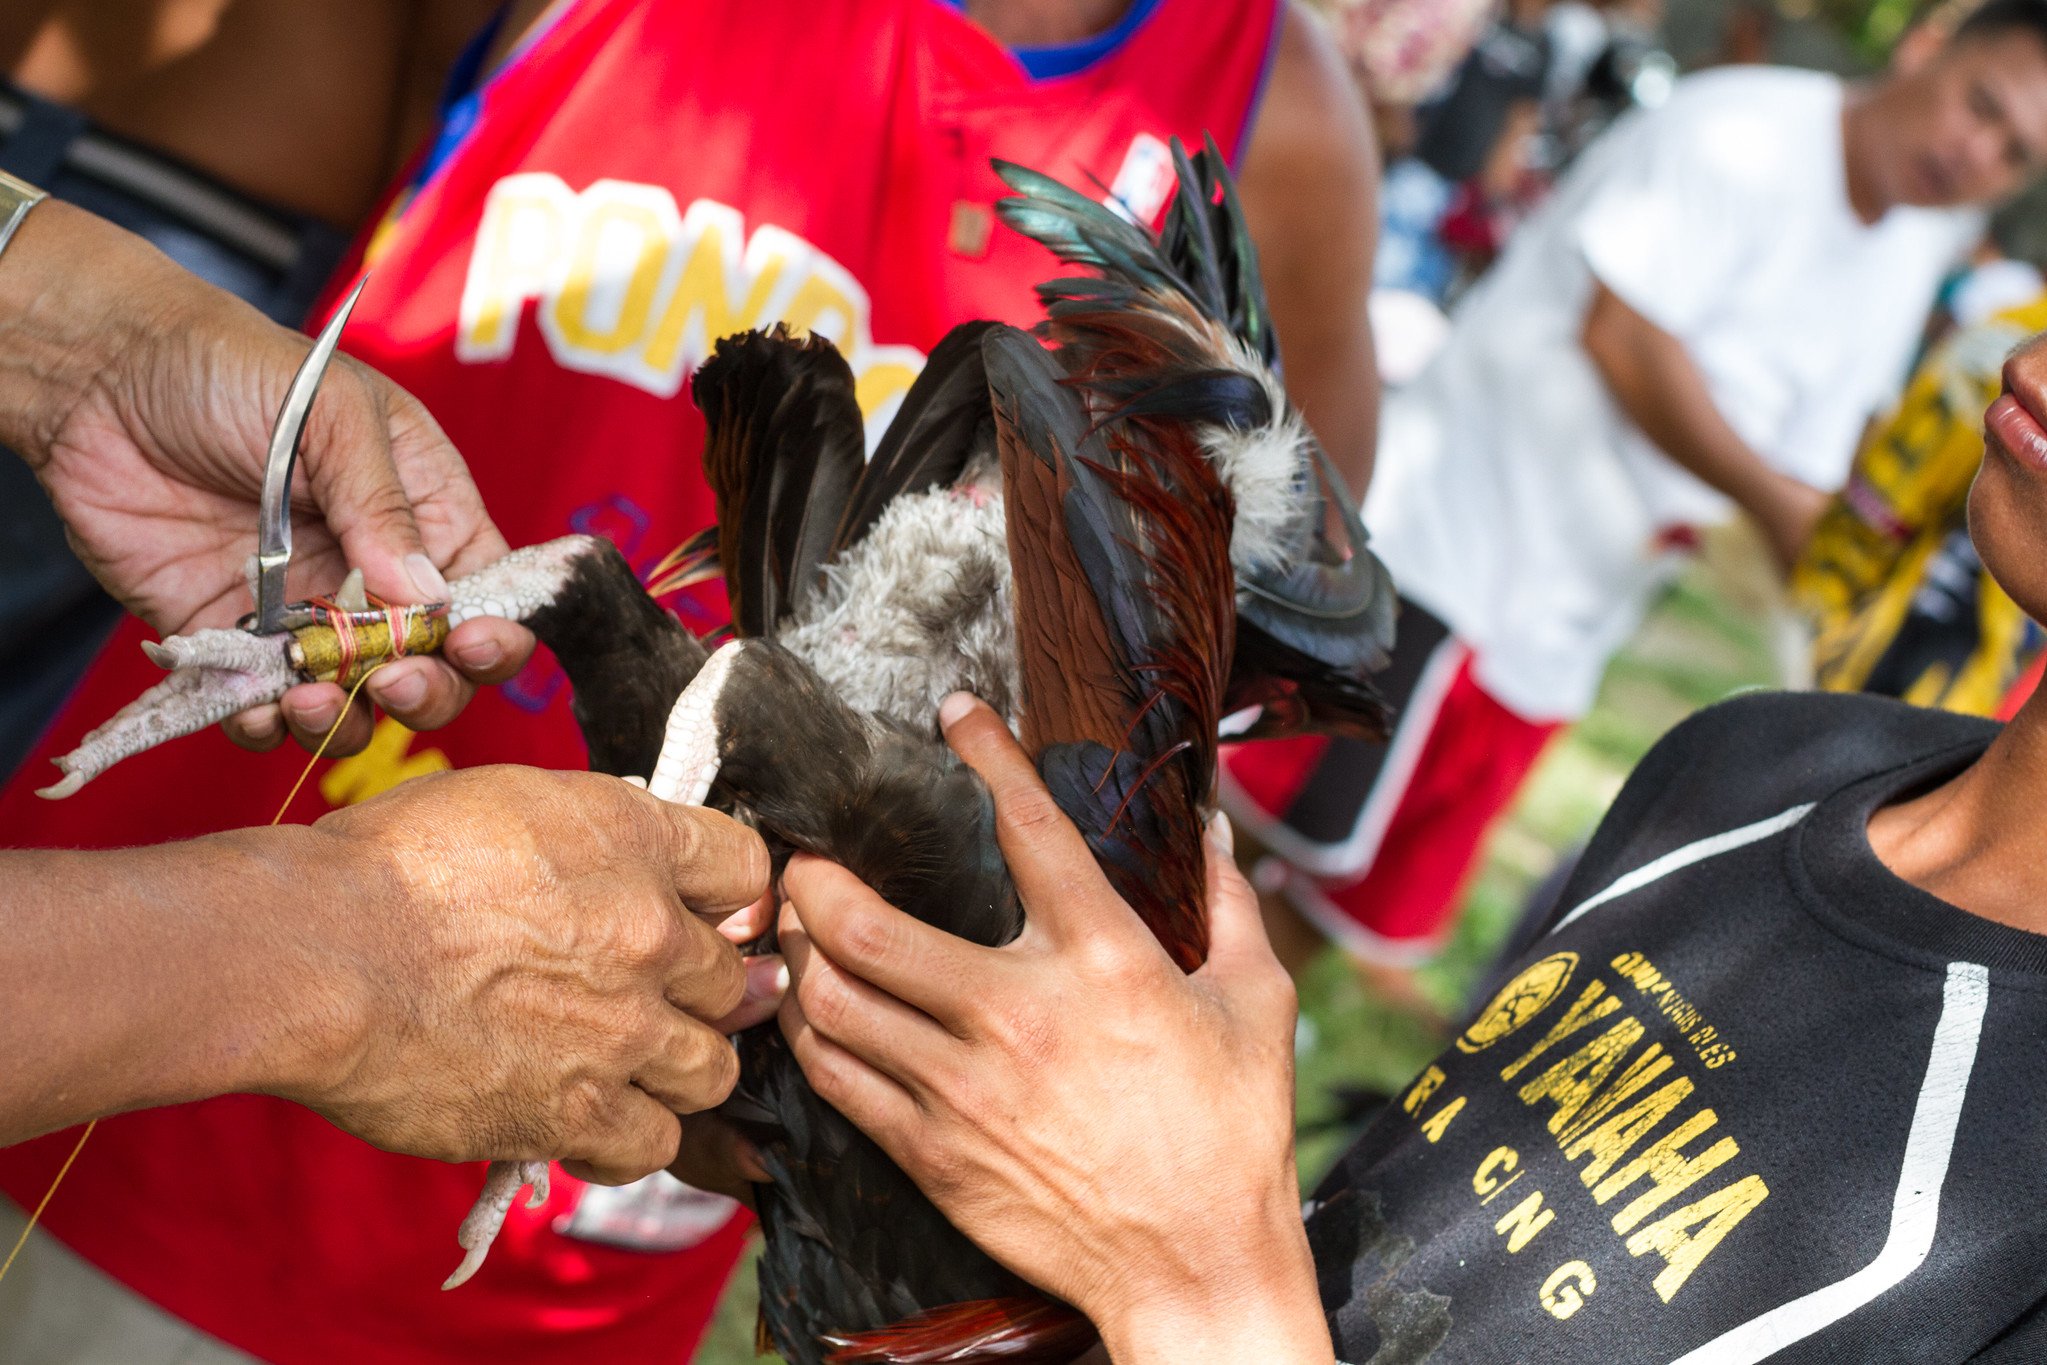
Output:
[1197,814,1279,974]
[296,359,449,606]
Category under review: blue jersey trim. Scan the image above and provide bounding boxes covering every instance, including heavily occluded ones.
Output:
[940,0,1167,79]
[406,2,562,198]
[1230,0,1286,169]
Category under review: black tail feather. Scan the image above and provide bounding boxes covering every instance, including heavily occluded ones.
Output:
[693,326,866,635]
[831,320,1000,556]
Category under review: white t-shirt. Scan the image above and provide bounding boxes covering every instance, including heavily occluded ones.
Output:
[1363,67,1982,723]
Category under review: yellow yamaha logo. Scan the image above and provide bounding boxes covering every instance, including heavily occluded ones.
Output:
[1456,952,1578,1053]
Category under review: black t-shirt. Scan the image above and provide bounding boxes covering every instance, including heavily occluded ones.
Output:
[1413,20,1553,184]
[1308,691,2047,1363]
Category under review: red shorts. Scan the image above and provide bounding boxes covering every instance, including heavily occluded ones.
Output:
[1221,614,1559,964]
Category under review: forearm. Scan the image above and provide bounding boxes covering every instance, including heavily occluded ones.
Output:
[0,197,182,464]
[0,826,365,1145]
[1581,283,1792,515]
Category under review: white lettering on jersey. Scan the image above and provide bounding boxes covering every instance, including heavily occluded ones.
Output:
[458,174,926,445]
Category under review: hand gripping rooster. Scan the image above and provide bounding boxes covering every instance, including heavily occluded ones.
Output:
[42,140,1395,1364]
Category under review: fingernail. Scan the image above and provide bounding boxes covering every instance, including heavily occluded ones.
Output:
[746,954,791,1003]
[239,706,283,744]
[377,667,428,710]
[938,691,976,728]
[405,553,451,603]
[450,637,503,671]
[291,698,339,733]
[1206,809,1235,856]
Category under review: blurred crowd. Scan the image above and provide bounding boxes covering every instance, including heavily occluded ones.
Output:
[3,0,2047,1362]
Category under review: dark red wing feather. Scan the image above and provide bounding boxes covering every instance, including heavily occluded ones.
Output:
[822,1297,1096,1364]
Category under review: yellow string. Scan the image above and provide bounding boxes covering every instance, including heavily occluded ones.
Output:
[0,1119,93,1284]
[269,664,384,826]
[0,665,385,1287]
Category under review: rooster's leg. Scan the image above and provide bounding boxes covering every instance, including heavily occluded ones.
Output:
[440,645,743,1289]
[441,1159,550,1291]
[39,536,613,799]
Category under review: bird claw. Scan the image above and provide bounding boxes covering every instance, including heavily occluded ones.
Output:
[37,630,298,799]
[36,536,600,800]
[443,1159,551,1291]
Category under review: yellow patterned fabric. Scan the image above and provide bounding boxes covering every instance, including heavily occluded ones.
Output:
[1791,297,2047,715]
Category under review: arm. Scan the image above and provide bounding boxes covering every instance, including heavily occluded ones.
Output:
[1477,99,1542,201]
[1238,1,1382,496]
[780,695,1331,1364]
[1581,279,1829,572]
[0,764,779,1182]
[0,195,532,755]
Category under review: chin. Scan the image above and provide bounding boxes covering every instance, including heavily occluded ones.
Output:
[1967,445,2047,624]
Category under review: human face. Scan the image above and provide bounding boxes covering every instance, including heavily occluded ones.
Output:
[1967,334,2047,622]
[1864,32,2047,210]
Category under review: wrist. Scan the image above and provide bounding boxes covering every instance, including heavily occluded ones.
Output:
[0,199,177,461]
[1091,1184,1333,1365]
[192,824,383,1107]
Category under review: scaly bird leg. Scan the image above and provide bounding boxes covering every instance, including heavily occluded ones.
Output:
[39,537,602,799]
[440,642,744,1289]
[441,1160,550,1291]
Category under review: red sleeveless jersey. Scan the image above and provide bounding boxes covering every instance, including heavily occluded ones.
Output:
[0,1,1279,1360]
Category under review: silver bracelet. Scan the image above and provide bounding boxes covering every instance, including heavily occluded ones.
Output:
[0,169,49,260]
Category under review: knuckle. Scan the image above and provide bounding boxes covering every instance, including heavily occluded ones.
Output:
[704,945,749,1019]
[839,904,898,968]
[614,904,677,969]
[904,1129,962,1189]
[692,1039,741,1108]
[995,788,1067,844]
[667,805,705,866]
[798,963,854,1034]
[733,829,772,901]
[1074,929,1150,991]
[560,1077,612,1137]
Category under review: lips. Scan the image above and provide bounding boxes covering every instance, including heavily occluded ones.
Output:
[1987,392,2047,471]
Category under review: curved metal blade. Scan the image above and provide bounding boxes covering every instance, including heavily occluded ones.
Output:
[253,275,369,634]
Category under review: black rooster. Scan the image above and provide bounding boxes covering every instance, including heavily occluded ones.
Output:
[43,140,1394,1364]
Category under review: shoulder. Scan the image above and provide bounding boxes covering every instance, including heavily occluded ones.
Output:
[1617,66,1842,185]
[1661,65,1841,118]
[1243,1,1374,181]
[1570,691,1994,889]
[1238,1,1377,275]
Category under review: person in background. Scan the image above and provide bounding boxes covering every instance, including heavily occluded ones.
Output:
[0,1,1384,1362]
[1375,0,1557,302]
[1307,0,1496,158]
[1794,288,2047,714]
[1225,0,2047,982]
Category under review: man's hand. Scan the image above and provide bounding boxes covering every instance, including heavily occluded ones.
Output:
[0,198,533,756]
[1750,473,1831,575]
[289,766,778,1183]
[778,695,1333,1364]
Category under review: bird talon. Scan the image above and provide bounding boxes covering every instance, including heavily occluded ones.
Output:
[442,1159,550,1291]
